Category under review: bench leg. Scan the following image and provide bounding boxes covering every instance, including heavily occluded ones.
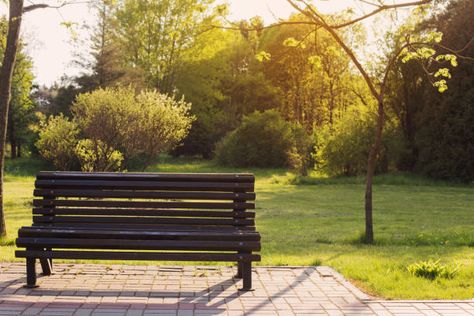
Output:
[239,262,253,291]
[40,258,52,276]
[40,248,53,276]
[235,262,243,279]
[25,258,38,288]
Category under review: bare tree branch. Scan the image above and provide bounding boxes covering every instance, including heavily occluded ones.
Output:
[330,0,433,29]
[358,0,383,8]
[212,0,434,36]
[23,1,90,14]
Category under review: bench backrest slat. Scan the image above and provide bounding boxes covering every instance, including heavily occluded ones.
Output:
[33,172,256,229]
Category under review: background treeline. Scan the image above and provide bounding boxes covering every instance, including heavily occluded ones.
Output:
[2,0,473,181]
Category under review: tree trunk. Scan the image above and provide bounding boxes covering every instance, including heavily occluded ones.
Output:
[0,0,24,238]
[364,99,385,244]
[9,137,16,159]
[8,115,16,159]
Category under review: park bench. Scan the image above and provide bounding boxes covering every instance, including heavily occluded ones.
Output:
[15,171,261,291]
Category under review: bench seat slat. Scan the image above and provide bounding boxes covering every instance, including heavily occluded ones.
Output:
[35,180,254,192]
[34,189,256,201]
[16,238,261,251]
[31,223,256,231]
[33,208,256,218]
[37,171,255,183]
[33,216,255,226]
[33,199,255,210]
[18,227,261,241]
[16,250,261,262]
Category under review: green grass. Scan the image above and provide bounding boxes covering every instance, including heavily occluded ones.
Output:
[1,156,473,300]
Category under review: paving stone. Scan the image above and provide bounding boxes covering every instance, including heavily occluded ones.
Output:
[0,263,472,316]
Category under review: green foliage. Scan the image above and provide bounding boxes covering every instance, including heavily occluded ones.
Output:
[72,87,194,170]
[1,16,36,158]
[130,91,195,166]
[407,260,458,280]
[36,87,193,171]
[316,109,404,176]
[115,0,217,92]
[215,110,294,168]
[174,30,281,158]
[255,51,271,62]
[35,114,80,170]
[394,0,474,182]
[75,139,123,172]
[288,124,314,176]
[416,87,474,181]
[259,14,364,129]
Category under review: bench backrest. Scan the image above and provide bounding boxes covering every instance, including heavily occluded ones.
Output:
[33,171,256,231]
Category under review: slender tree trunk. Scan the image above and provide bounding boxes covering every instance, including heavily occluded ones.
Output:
[0,0,24,238]
[8,115,16,159]
[364,98,385,244]
[10,138,16,159]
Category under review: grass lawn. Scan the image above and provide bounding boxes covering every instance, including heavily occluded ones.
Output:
[1,156,473,300]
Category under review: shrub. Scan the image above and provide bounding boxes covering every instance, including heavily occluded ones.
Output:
[35,114,80,170]
[407,259,458,280]
[71,87,194,170]
[315,108,404,176]
[36,87,194,171]
[128,91,195,168]
[75,139,124,172]
[215,110,296,168]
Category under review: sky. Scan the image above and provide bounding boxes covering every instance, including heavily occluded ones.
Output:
[0,0,391,86]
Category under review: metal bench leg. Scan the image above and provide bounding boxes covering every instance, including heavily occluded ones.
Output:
[40,248,53,275]
[235,262,243,279]
[40,258,52,276]
[25,258,38,288]
[239,262,253,291]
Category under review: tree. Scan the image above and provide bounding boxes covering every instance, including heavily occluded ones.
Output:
[8,53,35,158]
[173,25,281,158]
[413,0,474,181]
[220,0,469,243]
[115,0,217,92]
[1,16,35,159]
[0,0,88,237]
[0,0,24,237]
[73,0,126,90]
[258,13,363,129]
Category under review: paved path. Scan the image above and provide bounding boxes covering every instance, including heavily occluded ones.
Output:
[0,263,472,315]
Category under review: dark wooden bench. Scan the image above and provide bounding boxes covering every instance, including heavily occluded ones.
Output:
[15,171,261,290]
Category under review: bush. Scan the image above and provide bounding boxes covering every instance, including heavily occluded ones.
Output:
[75,139,124,172]
[315,109,404,176]
[35,114,80,170]
[215,110,312,170]
[36,87,194,171]
[72,87,194,170]
[407,259,458,280]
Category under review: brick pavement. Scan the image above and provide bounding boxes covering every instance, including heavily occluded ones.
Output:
[0,263,472,315]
